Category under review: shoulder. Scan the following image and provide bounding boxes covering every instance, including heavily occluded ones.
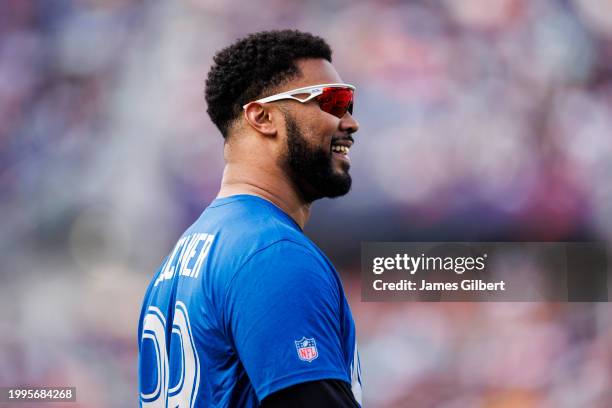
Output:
[224,238,343,330]
[202,196,321,267]
[234,239,331,287]
[196,195,332,292]
[225,239,340,309]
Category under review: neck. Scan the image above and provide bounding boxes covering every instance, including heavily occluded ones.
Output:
[217,162,311,229]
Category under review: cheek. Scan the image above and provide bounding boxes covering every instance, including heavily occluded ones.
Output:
[294,106,337,150]
[308,128,333,153]
[304,115,336,147]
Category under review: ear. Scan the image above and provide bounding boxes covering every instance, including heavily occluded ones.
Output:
[243,103,278,137]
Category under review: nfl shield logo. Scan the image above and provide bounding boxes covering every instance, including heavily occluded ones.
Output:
[295,337,318,362]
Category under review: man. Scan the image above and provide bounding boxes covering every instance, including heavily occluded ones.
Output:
[138,30,362,407]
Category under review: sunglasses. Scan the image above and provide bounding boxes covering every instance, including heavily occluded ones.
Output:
[243,83,355,119]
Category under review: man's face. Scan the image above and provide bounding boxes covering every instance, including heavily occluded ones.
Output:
[279,59,360,202]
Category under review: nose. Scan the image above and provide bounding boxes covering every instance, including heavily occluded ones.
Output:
[339,112,359,134]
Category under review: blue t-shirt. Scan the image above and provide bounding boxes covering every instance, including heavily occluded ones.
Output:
[138,195,362,407]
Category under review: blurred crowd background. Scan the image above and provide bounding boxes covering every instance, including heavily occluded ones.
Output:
[1,0,612,406]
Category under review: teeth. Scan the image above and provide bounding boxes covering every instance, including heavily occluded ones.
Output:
[332,145,350,155]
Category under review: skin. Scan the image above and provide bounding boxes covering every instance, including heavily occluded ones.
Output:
[216,58,360,229]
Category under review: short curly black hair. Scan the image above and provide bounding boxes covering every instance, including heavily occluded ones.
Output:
[205,30,332,138]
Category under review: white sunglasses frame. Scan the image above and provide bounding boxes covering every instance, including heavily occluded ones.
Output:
[242,83,356,111]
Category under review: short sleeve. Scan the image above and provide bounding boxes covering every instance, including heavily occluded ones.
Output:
[224,240,349,401]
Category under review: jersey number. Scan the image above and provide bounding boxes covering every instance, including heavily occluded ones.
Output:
[140,302,200,407]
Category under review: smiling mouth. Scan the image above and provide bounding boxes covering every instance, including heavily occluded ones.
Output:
[331,145,350,155]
